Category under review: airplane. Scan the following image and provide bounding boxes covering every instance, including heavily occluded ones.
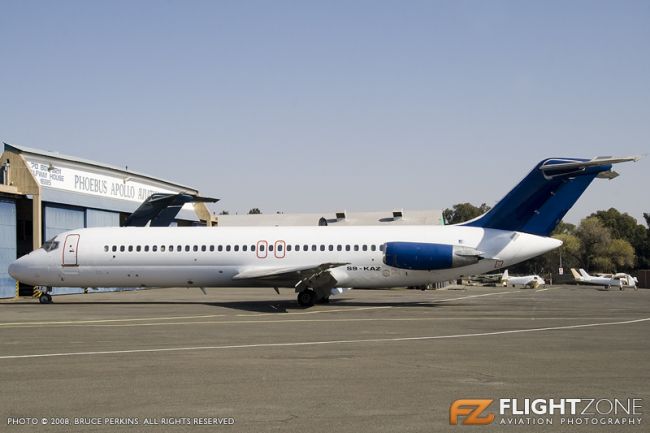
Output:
[500,269,545,289]
[570,268,638,290]
[8,156,639,306]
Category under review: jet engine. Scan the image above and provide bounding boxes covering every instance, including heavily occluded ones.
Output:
[383,242,483,270]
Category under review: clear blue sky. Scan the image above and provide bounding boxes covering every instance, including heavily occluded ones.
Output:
[1,1,648,224]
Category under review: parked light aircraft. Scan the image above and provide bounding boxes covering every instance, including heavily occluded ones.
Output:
[9,156,638,306]
[571,268,638,290]
[500,269,545,289]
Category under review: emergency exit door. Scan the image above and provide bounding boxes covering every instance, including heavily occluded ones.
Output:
[62,234,80,266]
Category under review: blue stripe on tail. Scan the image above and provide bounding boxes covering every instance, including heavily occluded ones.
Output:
[464,158,613,236]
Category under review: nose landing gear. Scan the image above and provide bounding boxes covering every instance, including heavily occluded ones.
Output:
[35,286,53,304]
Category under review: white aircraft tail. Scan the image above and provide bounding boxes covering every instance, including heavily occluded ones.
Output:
[501,269,509,282]
[570,268,582,280]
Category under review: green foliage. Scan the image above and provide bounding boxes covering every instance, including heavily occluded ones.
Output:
[443,203,491,224]
[218,210,230,215]
[248,208,262,214]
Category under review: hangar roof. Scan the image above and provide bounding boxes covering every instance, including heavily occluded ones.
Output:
[4,142,197,193]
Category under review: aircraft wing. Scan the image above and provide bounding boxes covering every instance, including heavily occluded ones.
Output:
[233,263,349,291]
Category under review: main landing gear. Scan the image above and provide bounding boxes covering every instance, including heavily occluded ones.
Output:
[296,289,330,307]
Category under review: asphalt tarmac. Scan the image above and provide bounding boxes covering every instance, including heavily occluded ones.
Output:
[1,285,648,433]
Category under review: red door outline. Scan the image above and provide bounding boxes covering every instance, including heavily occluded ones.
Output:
[256,240,268,259]
[274,240,286,258]
[62,234,80,266]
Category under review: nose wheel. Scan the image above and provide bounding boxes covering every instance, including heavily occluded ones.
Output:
[37,287,53,304]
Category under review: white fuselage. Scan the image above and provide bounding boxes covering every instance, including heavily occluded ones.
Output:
[9,225,561,290]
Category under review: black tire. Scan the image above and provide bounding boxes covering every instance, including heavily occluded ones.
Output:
[46,294,53,302]
[39,295,50,304]
[297,290,315,307]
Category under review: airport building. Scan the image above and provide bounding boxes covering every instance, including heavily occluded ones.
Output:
[0,142,212,298]
[215,209,445,227]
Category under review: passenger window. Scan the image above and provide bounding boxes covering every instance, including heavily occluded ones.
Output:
[153,245,158,252]
[328,245,333,251]
[161,245,166,252]
[226,245,231,252]
[120,246,125,252]
[269,244,274,252]
[345,245,350,251]
[362,245,368,251]
[144,245,149,252]
[209,245,214,252]
[185,245,190,252]
[193,245,198,252]
[251,245,256,252]
[234,245,240,252]
[337,245,342,251]
[104,245,109,252]
[303,245,308,251]
[218,245,223,252]
[371,245,376,251]
[112,246,117,252]
[354,245,359,251]
[311,245,317,251]
[128,245,133,252]
[295,245,300,251]
[259,244,265,252]
[136,245,141,252]
[243,245,248,252]
[201,245,206,252]
[380,244,385,252]
[287,245,292,252]
[320,245,325,251]
[277,244,283,252]
[177,245,182,252]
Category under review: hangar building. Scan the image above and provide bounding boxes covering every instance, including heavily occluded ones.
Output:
[0,142,212,298]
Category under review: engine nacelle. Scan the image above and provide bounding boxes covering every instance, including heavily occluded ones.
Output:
[383,242,482,271]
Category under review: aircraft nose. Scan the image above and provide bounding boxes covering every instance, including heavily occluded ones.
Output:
[8,257,28,281]
[8,254,42,283]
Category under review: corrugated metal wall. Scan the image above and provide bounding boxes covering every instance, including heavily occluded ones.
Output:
[0,199,17,298]
[86,209,119,227]
[44,205,85,240]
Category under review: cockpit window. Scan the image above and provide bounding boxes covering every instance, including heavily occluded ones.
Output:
[42,238,60,252]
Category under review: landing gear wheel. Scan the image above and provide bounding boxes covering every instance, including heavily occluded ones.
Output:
[39,294,52,304]
[297,290,315,307]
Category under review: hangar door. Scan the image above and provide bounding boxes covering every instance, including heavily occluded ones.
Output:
[0,200,17,298]
[44,205,85,241]
[86,209,119,227]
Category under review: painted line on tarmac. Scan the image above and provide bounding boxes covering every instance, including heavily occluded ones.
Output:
[0,316,630,329]
[0,292,514,328]
[1,317,647,360]
[81,316,641,328]
[0,314,229,327]
[0,306,392,328]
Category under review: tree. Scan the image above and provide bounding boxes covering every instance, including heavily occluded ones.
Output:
[219,210,230,215]
[443,203,491,225]
[248,208,262,214]
[590,208,646,249]
[576,217,611,272]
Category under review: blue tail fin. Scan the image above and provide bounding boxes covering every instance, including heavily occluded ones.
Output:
[463,157,636,236]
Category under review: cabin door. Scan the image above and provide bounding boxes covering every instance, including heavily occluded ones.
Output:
[62,234,80,266]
